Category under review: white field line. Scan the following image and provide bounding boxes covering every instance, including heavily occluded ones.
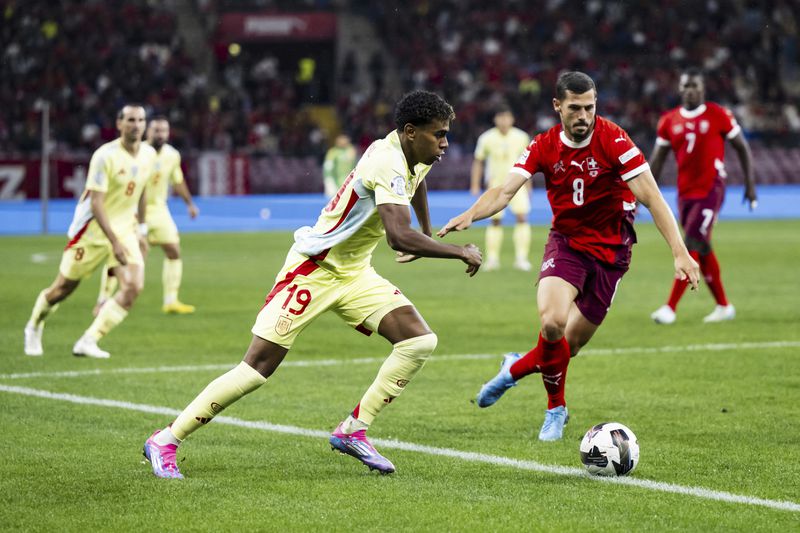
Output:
[2,340,799,381]
[0,383,798,514]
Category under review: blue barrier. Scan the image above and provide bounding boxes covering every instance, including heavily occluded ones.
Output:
[1,185,798,236]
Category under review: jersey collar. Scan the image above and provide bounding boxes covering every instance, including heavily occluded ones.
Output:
[559,129,593,149]
[679,104,707,119]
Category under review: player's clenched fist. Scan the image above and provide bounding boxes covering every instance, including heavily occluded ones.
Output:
[460,243,482,276]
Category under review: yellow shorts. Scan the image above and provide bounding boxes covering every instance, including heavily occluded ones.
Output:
[59,228,143,280]
[491,186,531,221]
[252,250,413,348]
[146,206,179,245]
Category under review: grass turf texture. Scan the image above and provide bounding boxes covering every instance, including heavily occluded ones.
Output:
[1,220,798,531]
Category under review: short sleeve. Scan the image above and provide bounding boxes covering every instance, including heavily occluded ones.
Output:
[719,106,741,139]
[170,153,184,185]
[607,128,649,182]
[85,149,111,193]
[473,131,489,160]
[655,114,672,146]
[361,154,410,206]
[511,137,543,179]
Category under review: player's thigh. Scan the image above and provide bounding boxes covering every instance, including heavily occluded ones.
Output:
[574,262,626,327]
[333,268,414,337]
[107,230,144,270]
[59,239,111,280]
[251,254,339,349]
[147,209,179,246]
[508,187,531,216]
[537,233,585,322]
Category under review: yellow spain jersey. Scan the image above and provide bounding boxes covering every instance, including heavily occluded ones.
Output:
[67,139,157,242]
[474,126,530,187]
[146,143,184,207]
[292,130,431,277]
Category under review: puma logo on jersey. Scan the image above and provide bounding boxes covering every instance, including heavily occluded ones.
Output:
[570,160,585,171]
[614,135,626,143]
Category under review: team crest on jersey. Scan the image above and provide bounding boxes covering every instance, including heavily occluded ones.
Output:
[390,175,406,196]
[699,120,710,133]
[586,157,599,177]
[672,124,683,135]
[275,316,293,335]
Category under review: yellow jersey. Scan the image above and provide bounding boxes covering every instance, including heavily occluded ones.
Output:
[146,143,184,208]
[292,130,431,277]
[474,126,530,187]
[67,139,157,241]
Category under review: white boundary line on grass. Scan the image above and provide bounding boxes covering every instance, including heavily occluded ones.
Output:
[0,383,798,513]
[2,340,799,381]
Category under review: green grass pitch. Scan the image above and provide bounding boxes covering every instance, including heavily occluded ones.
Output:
[1,220,798,531]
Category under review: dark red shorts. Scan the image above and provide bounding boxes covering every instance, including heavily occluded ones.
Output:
[538,232,628,326]
[678,179,725,247]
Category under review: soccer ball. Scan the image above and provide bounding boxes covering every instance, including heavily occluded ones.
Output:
[579,422,639,477]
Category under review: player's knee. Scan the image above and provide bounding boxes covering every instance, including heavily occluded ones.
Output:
[395,332,438,362]
[540,315,567,341]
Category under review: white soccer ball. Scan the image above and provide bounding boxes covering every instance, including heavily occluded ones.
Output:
[579,422,639,477]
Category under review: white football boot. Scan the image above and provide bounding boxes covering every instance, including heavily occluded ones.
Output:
[513,257,532,272]
[483,257,500,272]
[703,304,735,323]
[24,321,44,356]
[650,305,676,325]
[72,334,110,359]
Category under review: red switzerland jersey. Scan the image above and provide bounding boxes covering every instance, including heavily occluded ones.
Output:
[512,116,649,266]
[656,102,740,199]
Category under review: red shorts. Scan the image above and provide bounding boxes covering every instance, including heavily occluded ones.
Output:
[678,179,725,248]
[538,232,628,325]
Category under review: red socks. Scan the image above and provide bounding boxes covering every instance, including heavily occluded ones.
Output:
[510,333,571,409]
[667,250,700,310]
[699,251,729,306]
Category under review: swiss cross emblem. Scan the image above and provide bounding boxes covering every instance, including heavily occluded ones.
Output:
[700,120,710,133]
[586,157,599,177]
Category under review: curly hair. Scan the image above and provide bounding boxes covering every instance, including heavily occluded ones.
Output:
[394,90,455,131]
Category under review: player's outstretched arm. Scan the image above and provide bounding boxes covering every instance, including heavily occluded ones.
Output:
[729,133,758,210]
[626,169,699,289]
[378,202,482,276]
[437,172,527,237]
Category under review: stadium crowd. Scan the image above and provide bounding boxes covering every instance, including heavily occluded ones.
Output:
[1,0,798,157]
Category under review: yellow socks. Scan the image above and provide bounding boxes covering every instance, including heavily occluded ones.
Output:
[486,225,503,264]
[354,333,437,425]
[97,266,118,304]
[29,289,57,326]
[162,258,183,305]
[171,362,267,440]
[86,299,128,341]
[513,223,531,262]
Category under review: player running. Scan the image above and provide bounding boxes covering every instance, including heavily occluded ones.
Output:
[649,68,758,325]
[143,91,481,478]
[440,71,699,441]
[24,105,154,359]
